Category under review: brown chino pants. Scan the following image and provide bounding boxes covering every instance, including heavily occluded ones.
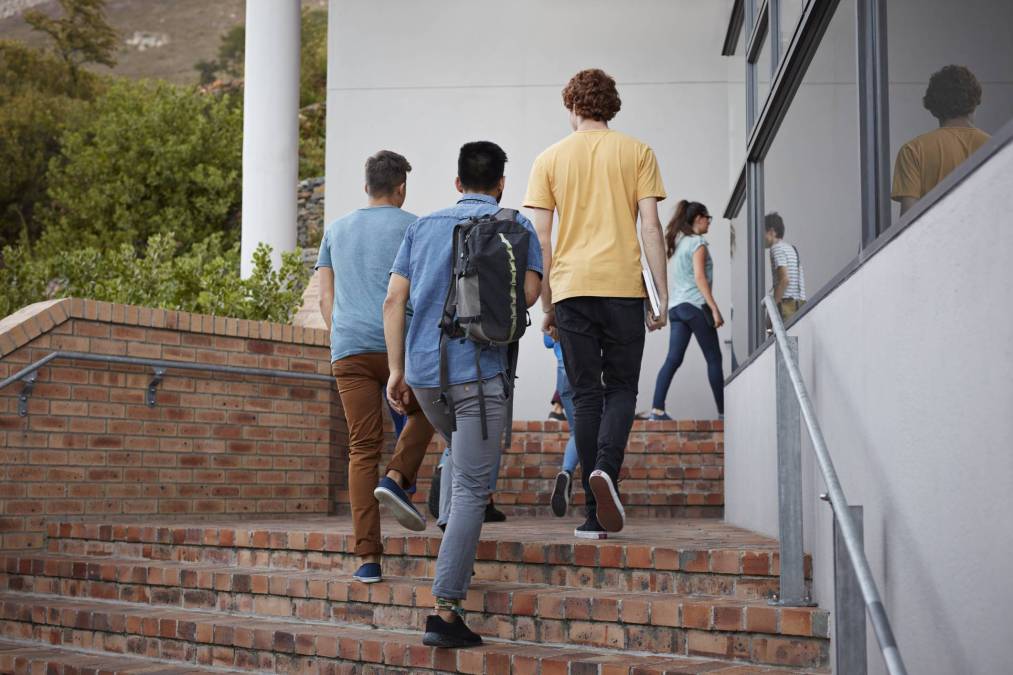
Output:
[332,353,434,556]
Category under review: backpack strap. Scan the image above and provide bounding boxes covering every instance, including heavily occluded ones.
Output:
[437,222,469,433]
[475,348,488,440]
[501,342,520,448]
[493,207,518,222]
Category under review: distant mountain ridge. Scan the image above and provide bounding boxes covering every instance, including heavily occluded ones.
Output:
[0,0,247,84]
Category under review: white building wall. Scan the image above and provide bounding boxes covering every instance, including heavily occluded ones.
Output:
[724,138,1013,675]
[325,0,735,420]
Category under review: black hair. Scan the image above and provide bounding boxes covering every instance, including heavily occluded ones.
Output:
[923,65,982,122]
[365,150,411,197]
[765,212,785,238]
[458,141,507,191]
[665,200,709,258]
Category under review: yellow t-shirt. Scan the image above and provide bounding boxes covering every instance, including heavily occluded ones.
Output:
[523,129,666,303]
[891,126,990,201]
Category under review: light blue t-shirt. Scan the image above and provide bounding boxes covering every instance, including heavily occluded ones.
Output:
[316,206,417,362]
[668,234,712,309]
[391,194,543,389]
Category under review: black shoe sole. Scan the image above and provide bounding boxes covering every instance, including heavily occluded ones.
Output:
[422,632,482,648]
[589,471,625,533]
[550,472,570,518]
[427,468,441,519]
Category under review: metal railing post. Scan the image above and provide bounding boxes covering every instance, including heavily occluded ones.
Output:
[834,503,868,674]
[774,335,809,605]
[762,294,907,675]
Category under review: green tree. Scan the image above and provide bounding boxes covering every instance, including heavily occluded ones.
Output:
[300,9,327,107]
[39,78,243,254]
[0,41,98,247]
[23,0,118,85]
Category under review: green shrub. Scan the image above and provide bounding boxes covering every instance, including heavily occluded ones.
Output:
[0,40,97,247]
[0,234,310,323]
[38,78,243,254]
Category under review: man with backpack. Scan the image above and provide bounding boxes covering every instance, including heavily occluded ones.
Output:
[524,68,669,539]
[384,141,542,648]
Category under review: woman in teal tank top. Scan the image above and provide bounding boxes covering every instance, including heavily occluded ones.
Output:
[642,200,725,420]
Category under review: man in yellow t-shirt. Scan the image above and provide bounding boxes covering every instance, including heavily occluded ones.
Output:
[892,65,990,216]
[524,68,668,539]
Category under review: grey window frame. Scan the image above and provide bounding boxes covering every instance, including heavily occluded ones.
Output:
[723,0,890,358]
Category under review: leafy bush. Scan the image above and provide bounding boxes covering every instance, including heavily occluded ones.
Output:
[0,234,310,322]
[38,78,242,254]
[0,40,97,247]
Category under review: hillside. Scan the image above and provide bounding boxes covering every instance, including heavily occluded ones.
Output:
[0,0,325,85]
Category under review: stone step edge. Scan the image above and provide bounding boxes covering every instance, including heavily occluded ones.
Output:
[46,523,811,579]
[0,592,824,674]
[0,637,245,674]
[0,552,828,640]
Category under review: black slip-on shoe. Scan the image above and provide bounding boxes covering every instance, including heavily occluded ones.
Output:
[589,469,625,533]
[574,514,608,540]
[483,500,507,523]
[422,613,482,648]
[550,470,572,518]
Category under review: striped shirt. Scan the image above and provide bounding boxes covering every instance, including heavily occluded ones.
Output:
[770,241,806,301]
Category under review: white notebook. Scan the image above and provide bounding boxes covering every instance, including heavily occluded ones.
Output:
[642,266,662,318]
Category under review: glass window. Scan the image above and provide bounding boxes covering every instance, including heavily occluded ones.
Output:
[756,26,773,111]
[763,0,860,308]
[779,0,807,54]
[728,211,749,367]
[886,0,1013,224]
[728,27,747,171]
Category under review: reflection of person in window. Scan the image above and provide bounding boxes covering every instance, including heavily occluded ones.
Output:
[891,65,990,216]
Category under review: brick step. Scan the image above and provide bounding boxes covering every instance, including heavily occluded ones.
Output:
[0,593,825,674]
[0,637,245,674]
[331,504,725,520]
[47,517,811,599]
[0,552,829,667]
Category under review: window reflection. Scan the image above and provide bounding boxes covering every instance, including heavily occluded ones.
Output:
[763,0,860,300]
[887,0,1013,222]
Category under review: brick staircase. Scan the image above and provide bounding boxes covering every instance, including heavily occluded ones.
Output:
[337,420,726,521]
[0,509,830,673]
[0,301,827,675]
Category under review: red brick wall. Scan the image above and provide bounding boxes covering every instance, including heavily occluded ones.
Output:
[0,299,347,551]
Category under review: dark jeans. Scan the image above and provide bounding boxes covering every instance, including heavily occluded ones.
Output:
[555,297,646,517]
[651,303,724,414]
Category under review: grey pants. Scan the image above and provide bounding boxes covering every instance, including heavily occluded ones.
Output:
[414,376,507,600]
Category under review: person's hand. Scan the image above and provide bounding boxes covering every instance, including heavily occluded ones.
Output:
[646,302,667,332]
[386,369,410,415]
[712,306,725,329]
[542,308,558,342]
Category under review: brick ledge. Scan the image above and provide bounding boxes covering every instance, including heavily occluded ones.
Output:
[0,298,330,360]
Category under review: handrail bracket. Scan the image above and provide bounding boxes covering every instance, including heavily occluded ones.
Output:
[18,371,38,417]
[147,368,166,408]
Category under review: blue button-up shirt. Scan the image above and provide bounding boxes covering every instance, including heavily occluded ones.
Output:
[391,194,543,389]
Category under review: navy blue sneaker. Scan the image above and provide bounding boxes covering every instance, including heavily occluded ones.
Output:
[374,476,426,531]
[353,562,381,584]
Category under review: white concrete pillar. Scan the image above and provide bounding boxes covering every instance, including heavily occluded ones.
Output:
[241,0,301,277]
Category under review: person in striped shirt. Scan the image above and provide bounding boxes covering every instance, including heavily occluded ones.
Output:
[764,213,806,322]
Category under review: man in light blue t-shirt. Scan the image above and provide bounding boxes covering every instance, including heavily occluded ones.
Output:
[316,150,434,586]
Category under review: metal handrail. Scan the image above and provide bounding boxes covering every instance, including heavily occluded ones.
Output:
[762,295,907,675]
[0,350,334,392]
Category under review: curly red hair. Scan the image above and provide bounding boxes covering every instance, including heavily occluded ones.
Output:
[562,69,621,122]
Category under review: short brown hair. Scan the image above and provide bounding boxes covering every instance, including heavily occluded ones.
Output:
[562,69,622,122]
[365,150,411,197]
